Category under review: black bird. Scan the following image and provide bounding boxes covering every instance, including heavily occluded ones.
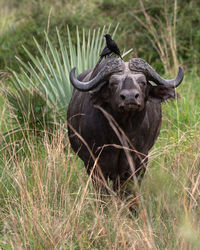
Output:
[91,34,122,78]
[97,46,112,64]
[104,34,123,60]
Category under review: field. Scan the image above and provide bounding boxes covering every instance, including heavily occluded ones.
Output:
[0,0,200,249]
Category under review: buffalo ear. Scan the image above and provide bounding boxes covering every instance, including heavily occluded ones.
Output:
[148,85,176,103]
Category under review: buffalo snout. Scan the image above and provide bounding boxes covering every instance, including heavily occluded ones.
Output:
[119,89,141,108]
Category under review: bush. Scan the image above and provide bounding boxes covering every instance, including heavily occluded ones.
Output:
[1,0,200,73]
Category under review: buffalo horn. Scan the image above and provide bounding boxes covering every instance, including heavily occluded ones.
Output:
[69,58,123,92]
[129,58,184,88]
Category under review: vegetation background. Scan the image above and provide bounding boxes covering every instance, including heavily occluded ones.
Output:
[0,0,199,249]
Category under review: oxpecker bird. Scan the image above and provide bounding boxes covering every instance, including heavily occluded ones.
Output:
[104,34,123,60]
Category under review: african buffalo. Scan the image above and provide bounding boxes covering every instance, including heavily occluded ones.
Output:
[67,57,184,199]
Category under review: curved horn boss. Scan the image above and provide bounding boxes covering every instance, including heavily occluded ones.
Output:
[129,58,184,87]
[69,58,123,92]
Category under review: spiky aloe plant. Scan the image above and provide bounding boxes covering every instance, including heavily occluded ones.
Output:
[7,25,132,131]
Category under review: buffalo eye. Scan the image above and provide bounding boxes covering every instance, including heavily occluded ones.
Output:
[138,81,146,86]
[109,81,118,88]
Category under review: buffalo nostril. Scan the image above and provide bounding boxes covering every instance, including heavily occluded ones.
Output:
[120,94,126,100]
[135,93,139,99]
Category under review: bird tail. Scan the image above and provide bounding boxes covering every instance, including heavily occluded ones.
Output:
[119,55,123,60]
[96,56,103,65]
[90,57,103,79]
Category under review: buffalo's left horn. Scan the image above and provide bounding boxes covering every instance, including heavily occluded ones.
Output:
[70,67,105,92]
[129,58,184,88]
[69,58,123,92]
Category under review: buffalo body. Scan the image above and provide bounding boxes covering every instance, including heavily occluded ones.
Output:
[67,57,184,196]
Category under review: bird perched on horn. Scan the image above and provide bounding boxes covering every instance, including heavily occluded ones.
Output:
[104,34,123,60]
[91,34,123,78]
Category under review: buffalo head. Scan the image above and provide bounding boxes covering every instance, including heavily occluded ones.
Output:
[70,57,184,115]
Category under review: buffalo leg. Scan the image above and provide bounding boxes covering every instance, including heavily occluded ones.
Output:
[86,164,109,195]
[113,152,148,210]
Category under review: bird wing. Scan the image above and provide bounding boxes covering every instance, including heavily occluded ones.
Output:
[111,41,121,54]
[100,46,112,57]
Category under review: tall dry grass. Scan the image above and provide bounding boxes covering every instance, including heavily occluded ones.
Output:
[133,0,179,74]
[0,107,199,249]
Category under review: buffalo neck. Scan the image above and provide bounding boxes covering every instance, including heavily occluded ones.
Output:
[104,103,147,130]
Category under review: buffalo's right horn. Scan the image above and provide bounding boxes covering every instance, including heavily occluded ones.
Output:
[69,58,123,92]
[129,58,184,88]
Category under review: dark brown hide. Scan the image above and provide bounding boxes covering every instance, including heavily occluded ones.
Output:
[67,57,184,197]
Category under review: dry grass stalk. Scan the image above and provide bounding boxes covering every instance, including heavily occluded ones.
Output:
[133,0,179,74]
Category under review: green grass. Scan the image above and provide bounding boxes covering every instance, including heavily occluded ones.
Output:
[0,73,199,249]
[1,0,200,73]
